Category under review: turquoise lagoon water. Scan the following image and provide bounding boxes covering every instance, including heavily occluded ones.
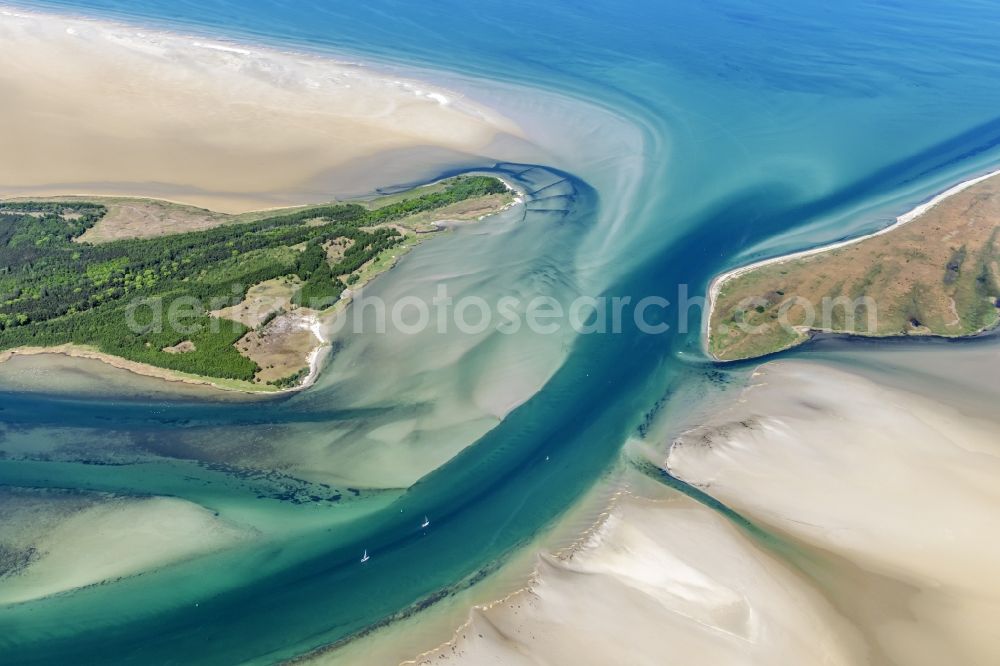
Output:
[5,0,1000,662]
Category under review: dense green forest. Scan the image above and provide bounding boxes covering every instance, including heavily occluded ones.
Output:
[0,176,507,381]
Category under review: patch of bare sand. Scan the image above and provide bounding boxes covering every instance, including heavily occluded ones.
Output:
[235,309,322,384]
[0,10,519,213]
[73,198,230,243]
[162,339,196,354]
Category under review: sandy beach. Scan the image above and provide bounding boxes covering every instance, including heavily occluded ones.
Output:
[703,168,1000,358]
[0,9,519,213]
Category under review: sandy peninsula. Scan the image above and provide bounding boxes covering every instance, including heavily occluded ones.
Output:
[0,177,515,395]
[0,9,519,213]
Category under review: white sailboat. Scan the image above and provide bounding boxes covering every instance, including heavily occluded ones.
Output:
[421,516,430,528]
[360,549,369,563]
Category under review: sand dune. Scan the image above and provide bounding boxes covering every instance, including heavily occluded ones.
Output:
[0,10,518,212]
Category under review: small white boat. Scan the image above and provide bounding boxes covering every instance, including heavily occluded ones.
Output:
[421,516,430,529]
[360,549,370,563]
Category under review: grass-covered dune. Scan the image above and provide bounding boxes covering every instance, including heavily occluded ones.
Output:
[707,172,1000,361]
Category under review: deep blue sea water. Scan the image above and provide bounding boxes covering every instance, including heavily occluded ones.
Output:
[5,0,1000,662]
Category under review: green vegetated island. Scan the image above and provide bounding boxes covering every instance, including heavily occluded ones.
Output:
[707,171,1000,361]
[0,175,513,391]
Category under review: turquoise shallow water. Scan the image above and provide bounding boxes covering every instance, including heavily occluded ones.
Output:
[5,0,1000,662]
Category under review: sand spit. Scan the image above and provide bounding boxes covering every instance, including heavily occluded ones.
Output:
[667,357,1000,665]
[0,9,519,212]
[0,488,253,605]
[301,310,332,390]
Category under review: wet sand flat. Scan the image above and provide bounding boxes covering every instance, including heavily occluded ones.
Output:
[667,355,1000,665]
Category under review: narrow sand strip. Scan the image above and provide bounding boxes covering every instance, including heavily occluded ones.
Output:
[0,345,281,394]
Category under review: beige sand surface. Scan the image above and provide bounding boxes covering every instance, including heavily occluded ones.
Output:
[0,10,518,212]
[667,358,1000,665]
[211,277,301,328]
[401,351,1000,666]
[418,490,864,665]
[75,197,233,243]
[0,490,253,605]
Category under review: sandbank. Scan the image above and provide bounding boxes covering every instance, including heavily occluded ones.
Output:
[667,355,1000,665]
[412,348,1000,665]
[0,9,519,213]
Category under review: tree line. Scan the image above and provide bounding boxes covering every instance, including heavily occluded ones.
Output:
[0,176,507,381]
